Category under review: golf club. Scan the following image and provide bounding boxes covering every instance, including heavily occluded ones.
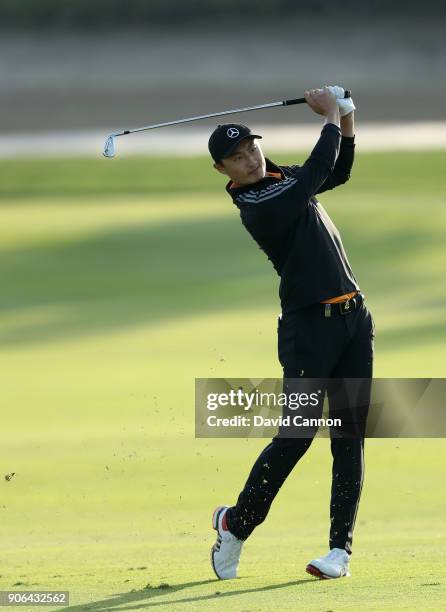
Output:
[102,90,352,158]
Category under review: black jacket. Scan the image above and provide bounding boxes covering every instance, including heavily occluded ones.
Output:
[226,123,359,312]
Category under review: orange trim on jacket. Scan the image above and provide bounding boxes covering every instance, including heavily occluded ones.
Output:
[230,170,283,190]
[321,291,358,304]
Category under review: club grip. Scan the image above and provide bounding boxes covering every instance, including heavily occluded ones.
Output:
[284,89,351,106]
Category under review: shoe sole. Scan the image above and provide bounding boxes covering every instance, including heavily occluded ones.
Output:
[306,563,350,580]
[306,564,329,580]
[210,547,221,580]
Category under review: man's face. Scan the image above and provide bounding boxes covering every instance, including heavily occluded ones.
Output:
[214,137,266,186]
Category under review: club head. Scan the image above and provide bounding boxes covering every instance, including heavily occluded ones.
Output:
[103,135,116,158]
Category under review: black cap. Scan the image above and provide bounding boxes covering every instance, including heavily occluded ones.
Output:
[208,124,262,163]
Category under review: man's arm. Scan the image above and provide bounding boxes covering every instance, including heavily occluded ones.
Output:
[235,88,341,212]
[316,110,355,194]
[340,111,354,137]
[291,87,342,199]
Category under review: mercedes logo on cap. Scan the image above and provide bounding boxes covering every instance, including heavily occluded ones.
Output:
[227,127,240,138]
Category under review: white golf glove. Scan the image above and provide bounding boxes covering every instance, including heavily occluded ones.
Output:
[325,85,356,117]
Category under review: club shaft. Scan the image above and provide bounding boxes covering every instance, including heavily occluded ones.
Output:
[114,91,351,137]
[116,100,285,137]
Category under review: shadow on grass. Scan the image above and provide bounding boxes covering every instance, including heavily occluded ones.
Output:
[55,577,316,611]
[0,211,444,348]
[0,157,220,201]
[0,215,272,347]
[1,151,445,201]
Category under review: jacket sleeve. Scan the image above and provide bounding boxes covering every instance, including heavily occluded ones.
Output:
[231,125,342,263]
[289,123,342,199]
[315,135,355,194]
[234,123,341,216]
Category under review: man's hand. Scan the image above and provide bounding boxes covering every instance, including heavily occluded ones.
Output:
[304,87,340,127]
[304,87,338,116]
[325,85,356,117]
[323,84,355,135]
[338,97,356,117]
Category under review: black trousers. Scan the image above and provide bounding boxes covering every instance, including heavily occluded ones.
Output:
[226,295,375,554]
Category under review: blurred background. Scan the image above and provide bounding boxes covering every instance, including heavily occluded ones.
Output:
[1,0,446,134]
[1,2,445,610]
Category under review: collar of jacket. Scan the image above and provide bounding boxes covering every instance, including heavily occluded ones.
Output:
[225,158,284,196]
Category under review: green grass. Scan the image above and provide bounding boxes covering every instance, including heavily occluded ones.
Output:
[0,151,445,610]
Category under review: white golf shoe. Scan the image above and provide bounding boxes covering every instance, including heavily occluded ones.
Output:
[306,548,351,579]
[210,505,243,579]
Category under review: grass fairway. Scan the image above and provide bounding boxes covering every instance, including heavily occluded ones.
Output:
[0,151,445,611]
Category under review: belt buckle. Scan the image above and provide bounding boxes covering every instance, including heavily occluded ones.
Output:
[340,297,354,315]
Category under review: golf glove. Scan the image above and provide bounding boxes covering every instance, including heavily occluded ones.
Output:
[338,96,356,117]
[325,85,356,117]
[326,85,345,99]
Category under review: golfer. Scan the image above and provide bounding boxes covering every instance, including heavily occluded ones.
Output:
[208,86,375,580]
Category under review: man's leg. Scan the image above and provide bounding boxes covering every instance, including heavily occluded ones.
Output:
[329,437,365,554]
[225,436,314,540]
[327,303,374,554]
[212,306,344,579]
[306,301,374,579]
[226,309,332,541]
